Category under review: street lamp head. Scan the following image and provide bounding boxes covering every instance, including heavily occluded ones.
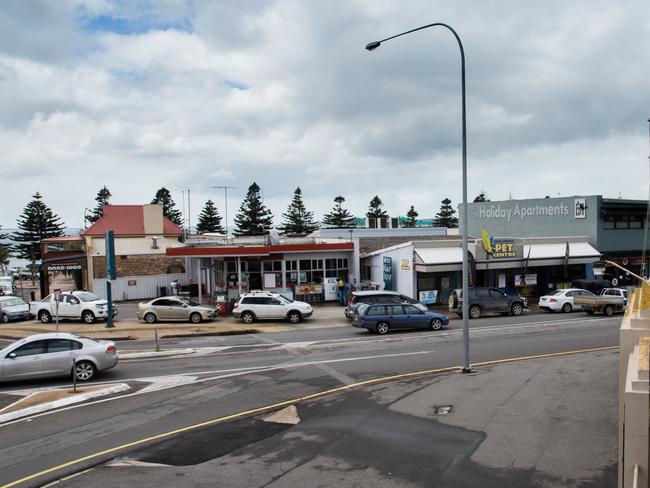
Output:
[365,41,381,51]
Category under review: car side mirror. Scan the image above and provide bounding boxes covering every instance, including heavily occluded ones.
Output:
[182,304,188,308]
[8,352,16,359]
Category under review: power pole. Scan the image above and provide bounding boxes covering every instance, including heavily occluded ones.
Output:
[212,186,237,240]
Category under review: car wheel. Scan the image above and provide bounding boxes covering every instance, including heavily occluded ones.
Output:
[376,321,390,335]
[82,311,96,324]
[287,311,302,324]
[241,311,255,324]
[39,310,52,323]
[510,303,523,316]
[562,303,572,313]
[604,305,614,316]
[74,360,96,381]
[189,312,202,324]
[430,318,443,331]
[144,313,156,324]
[1,314,8,324]
[469,305,481,319]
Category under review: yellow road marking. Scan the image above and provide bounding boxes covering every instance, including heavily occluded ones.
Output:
[1,344,619,488]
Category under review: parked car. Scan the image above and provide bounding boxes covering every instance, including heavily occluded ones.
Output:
[233,292,313,324]
[538,288,595,313]
[352,303,449,335]
[29,291,117,324]
[570,279,612,295]
[0,296,32,323]
[345,291,427,320]
[0,333,118,382]
[574,288,629,316]
[137,296,217,324]
[448,287,527,319]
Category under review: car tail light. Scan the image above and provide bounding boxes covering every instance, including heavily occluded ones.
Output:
[350,297,356,304]
[106,344,117,353]
[549,298,557,303]
[233,303,239,309]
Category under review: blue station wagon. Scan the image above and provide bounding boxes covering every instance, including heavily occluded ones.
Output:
[352,303,449,335]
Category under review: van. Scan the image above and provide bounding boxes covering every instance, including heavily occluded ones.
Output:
[0,276,14,295]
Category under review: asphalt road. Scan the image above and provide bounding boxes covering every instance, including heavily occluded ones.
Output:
[0,314,621,487]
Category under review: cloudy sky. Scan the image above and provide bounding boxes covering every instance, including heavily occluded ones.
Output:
[1,0,649,231]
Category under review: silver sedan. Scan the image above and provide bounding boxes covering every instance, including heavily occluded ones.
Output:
[136,296,217,324]
[0,333,118,382]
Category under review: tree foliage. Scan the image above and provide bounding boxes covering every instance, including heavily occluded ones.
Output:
[196,200,225,234]
[433,198,459,228]
[473,191,490,203]
[12,192,65,261]
[322,196,357,228]
[366,195,389,219]
[151,187,183,227]
[279,187,319,235]
[233,182,274,236]
[87,185,112,223]
[404,205,419,228]
[0,225,11,266]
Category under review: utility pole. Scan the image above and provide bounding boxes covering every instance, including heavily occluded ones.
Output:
[212,186,237,240]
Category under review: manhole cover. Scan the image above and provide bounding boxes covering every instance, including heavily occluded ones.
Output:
[433,405,453,415]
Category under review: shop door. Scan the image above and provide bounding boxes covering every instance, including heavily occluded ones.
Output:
[249,273,262,291]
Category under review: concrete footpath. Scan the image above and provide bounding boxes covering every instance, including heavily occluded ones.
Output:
[44,349,618,488]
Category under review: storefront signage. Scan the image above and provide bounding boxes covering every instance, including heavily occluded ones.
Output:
[481,230,516,258]
[46,263,82,272]
[383,257,393,291]
[515,274,537,287]
[400,258,411,271]
[574,198,586,219]
[295,284,323,295]
[419,290,438,305]
[478,203,569,221]
[128,280,137,286]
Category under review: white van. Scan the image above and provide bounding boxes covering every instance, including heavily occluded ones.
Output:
[0,276,14,295]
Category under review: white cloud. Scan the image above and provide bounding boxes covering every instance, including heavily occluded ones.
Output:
[0,0,648,231]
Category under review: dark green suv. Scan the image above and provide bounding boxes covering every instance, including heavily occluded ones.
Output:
[448,287,527,319]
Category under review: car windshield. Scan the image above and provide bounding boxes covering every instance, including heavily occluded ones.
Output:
[549,290,565,296]
[277,295,293,304]
[179,297,200,306]
[76,292,100,302]
[1,298,24,307]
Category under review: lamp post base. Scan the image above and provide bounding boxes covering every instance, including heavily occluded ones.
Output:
[461,367,472,374]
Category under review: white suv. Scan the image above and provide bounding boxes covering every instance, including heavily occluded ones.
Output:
[233,292,313,324]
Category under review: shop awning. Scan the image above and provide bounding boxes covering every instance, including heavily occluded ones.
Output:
[523,242,601,266]
[414,247,463,272]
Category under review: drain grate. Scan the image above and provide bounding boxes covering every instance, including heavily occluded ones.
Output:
[432,405,453,415]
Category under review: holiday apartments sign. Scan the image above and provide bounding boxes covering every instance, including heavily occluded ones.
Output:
[478,203,570,221]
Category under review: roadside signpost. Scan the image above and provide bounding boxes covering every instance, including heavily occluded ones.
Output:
[106,231,116,328]
[54,288,61,334]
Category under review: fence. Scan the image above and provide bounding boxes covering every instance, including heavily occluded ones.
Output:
[92,273,189,301]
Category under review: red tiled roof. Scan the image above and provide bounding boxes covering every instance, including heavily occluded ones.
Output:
[83,205,183,237]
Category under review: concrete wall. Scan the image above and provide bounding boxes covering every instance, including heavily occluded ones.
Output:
[618,287,650,488]
[88,236,183,257]
[461,196,600,246]
[367,244,416,299]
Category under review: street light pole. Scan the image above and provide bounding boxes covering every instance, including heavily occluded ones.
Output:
[366,22,471,372]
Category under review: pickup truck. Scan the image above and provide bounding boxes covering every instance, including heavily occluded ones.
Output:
[573,288,629,316]
[30,291,118,324]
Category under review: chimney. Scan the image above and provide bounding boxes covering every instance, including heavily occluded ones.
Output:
[143,204,164,235]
